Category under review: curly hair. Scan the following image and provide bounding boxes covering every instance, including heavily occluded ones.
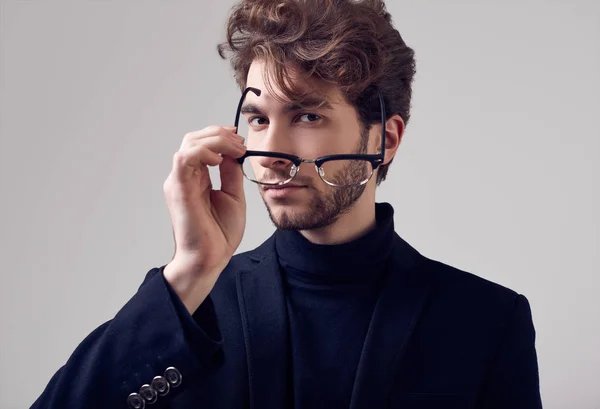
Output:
[217,0,416,185]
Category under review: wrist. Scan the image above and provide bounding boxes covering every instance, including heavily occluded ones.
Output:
[163,261,215,314]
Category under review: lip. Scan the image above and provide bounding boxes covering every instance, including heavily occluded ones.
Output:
[263,185,306,198]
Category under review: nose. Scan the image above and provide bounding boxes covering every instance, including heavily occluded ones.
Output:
[254,121,295,168]
[255,155,295,178]
[258,120,289,151]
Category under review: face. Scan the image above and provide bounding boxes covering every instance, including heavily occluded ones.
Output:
[241,59,380,231]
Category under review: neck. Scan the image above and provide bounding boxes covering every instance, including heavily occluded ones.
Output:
[274,200,397,285]
[299,190,377,245]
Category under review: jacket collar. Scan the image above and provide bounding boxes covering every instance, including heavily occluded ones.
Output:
[236,232,431,409]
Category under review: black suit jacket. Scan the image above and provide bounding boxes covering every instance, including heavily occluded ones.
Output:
[31,232,542,409]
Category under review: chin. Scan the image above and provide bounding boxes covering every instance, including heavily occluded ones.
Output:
[265,201,304,221]
[260,183,365,231]
[263,199,338,231]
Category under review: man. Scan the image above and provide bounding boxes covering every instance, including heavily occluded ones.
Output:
[31,0,542,408]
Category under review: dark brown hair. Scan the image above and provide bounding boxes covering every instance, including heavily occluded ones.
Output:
[218,0,416,185]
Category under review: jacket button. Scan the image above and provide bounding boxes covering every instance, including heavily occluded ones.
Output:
[151,375,170,396]
[139,384,158,404]
[127,392,145,409]
[164,367,183,387]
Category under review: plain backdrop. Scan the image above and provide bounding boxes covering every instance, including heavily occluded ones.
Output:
[1,1,599,408]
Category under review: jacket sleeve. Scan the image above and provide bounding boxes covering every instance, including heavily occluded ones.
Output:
[29,265,223,409]
[477,294,543,409]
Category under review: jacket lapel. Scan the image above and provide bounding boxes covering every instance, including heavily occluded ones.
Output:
[236,235,290,409]
[235,233,432,408]
[349,234,432,409]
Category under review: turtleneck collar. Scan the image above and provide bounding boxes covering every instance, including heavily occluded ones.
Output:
[274,202,396,286]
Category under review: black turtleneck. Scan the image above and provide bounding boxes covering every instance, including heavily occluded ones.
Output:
[274,202,396,409]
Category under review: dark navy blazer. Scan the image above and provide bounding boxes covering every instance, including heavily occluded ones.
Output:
[31,232,542,409]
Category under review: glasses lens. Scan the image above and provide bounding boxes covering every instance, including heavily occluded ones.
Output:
[242,155,298,185]
[318,159,373,187]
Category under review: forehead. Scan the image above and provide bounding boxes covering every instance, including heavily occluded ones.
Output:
[245,59,346,108]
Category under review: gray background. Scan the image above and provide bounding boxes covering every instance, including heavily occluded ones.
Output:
[1,1,598,408]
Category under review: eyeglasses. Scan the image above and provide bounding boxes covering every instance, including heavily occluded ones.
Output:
[233,86,387,187]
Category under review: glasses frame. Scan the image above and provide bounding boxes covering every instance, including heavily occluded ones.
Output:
[233,85,387,187]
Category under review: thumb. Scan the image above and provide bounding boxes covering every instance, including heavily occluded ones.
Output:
[219,154,245,201]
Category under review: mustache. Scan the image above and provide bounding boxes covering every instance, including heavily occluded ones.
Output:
[260,170,312,186]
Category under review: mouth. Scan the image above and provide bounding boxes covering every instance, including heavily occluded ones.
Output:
[263,184,307,198]
[263,183,305,190]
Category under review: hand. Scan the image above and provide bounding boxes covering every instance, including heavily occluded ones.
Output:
[162,125,247,312]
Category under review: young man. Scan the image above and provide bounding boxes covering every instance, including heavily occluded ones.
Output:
[31,1,542,408]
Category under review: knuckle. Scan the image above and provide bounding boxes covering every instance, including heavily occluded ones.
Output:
[163,177,174,193]
[173,151,183,163]
[205,125,222,135]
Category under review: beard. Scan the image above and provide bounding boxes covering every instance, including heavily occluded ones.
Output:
[262,129,371,231]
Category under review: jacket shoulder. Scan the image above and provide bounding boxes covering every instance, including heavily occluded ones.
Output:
[428,258,518,294]
[420,256,524,318]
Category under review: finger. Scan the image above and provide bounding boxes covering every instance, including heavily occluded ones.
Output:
[186,135,246,159]
[181,131,245,151]
[223,126,246,141]
[219,154,245,201]
[173,137,245,180]
[181,126,243,149]
[171,146,220,184]
[172,142,229,182]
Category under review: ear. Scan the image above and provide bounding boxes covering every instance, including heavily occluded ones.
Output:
[375,114,405,166]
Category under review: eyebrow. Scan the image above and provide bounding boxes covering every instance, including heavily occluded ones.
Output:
[240,97,334,115]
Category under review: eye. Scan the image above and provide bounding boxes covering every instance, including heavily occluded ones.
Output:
[248,116,269,126]
[297,113,321,123]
